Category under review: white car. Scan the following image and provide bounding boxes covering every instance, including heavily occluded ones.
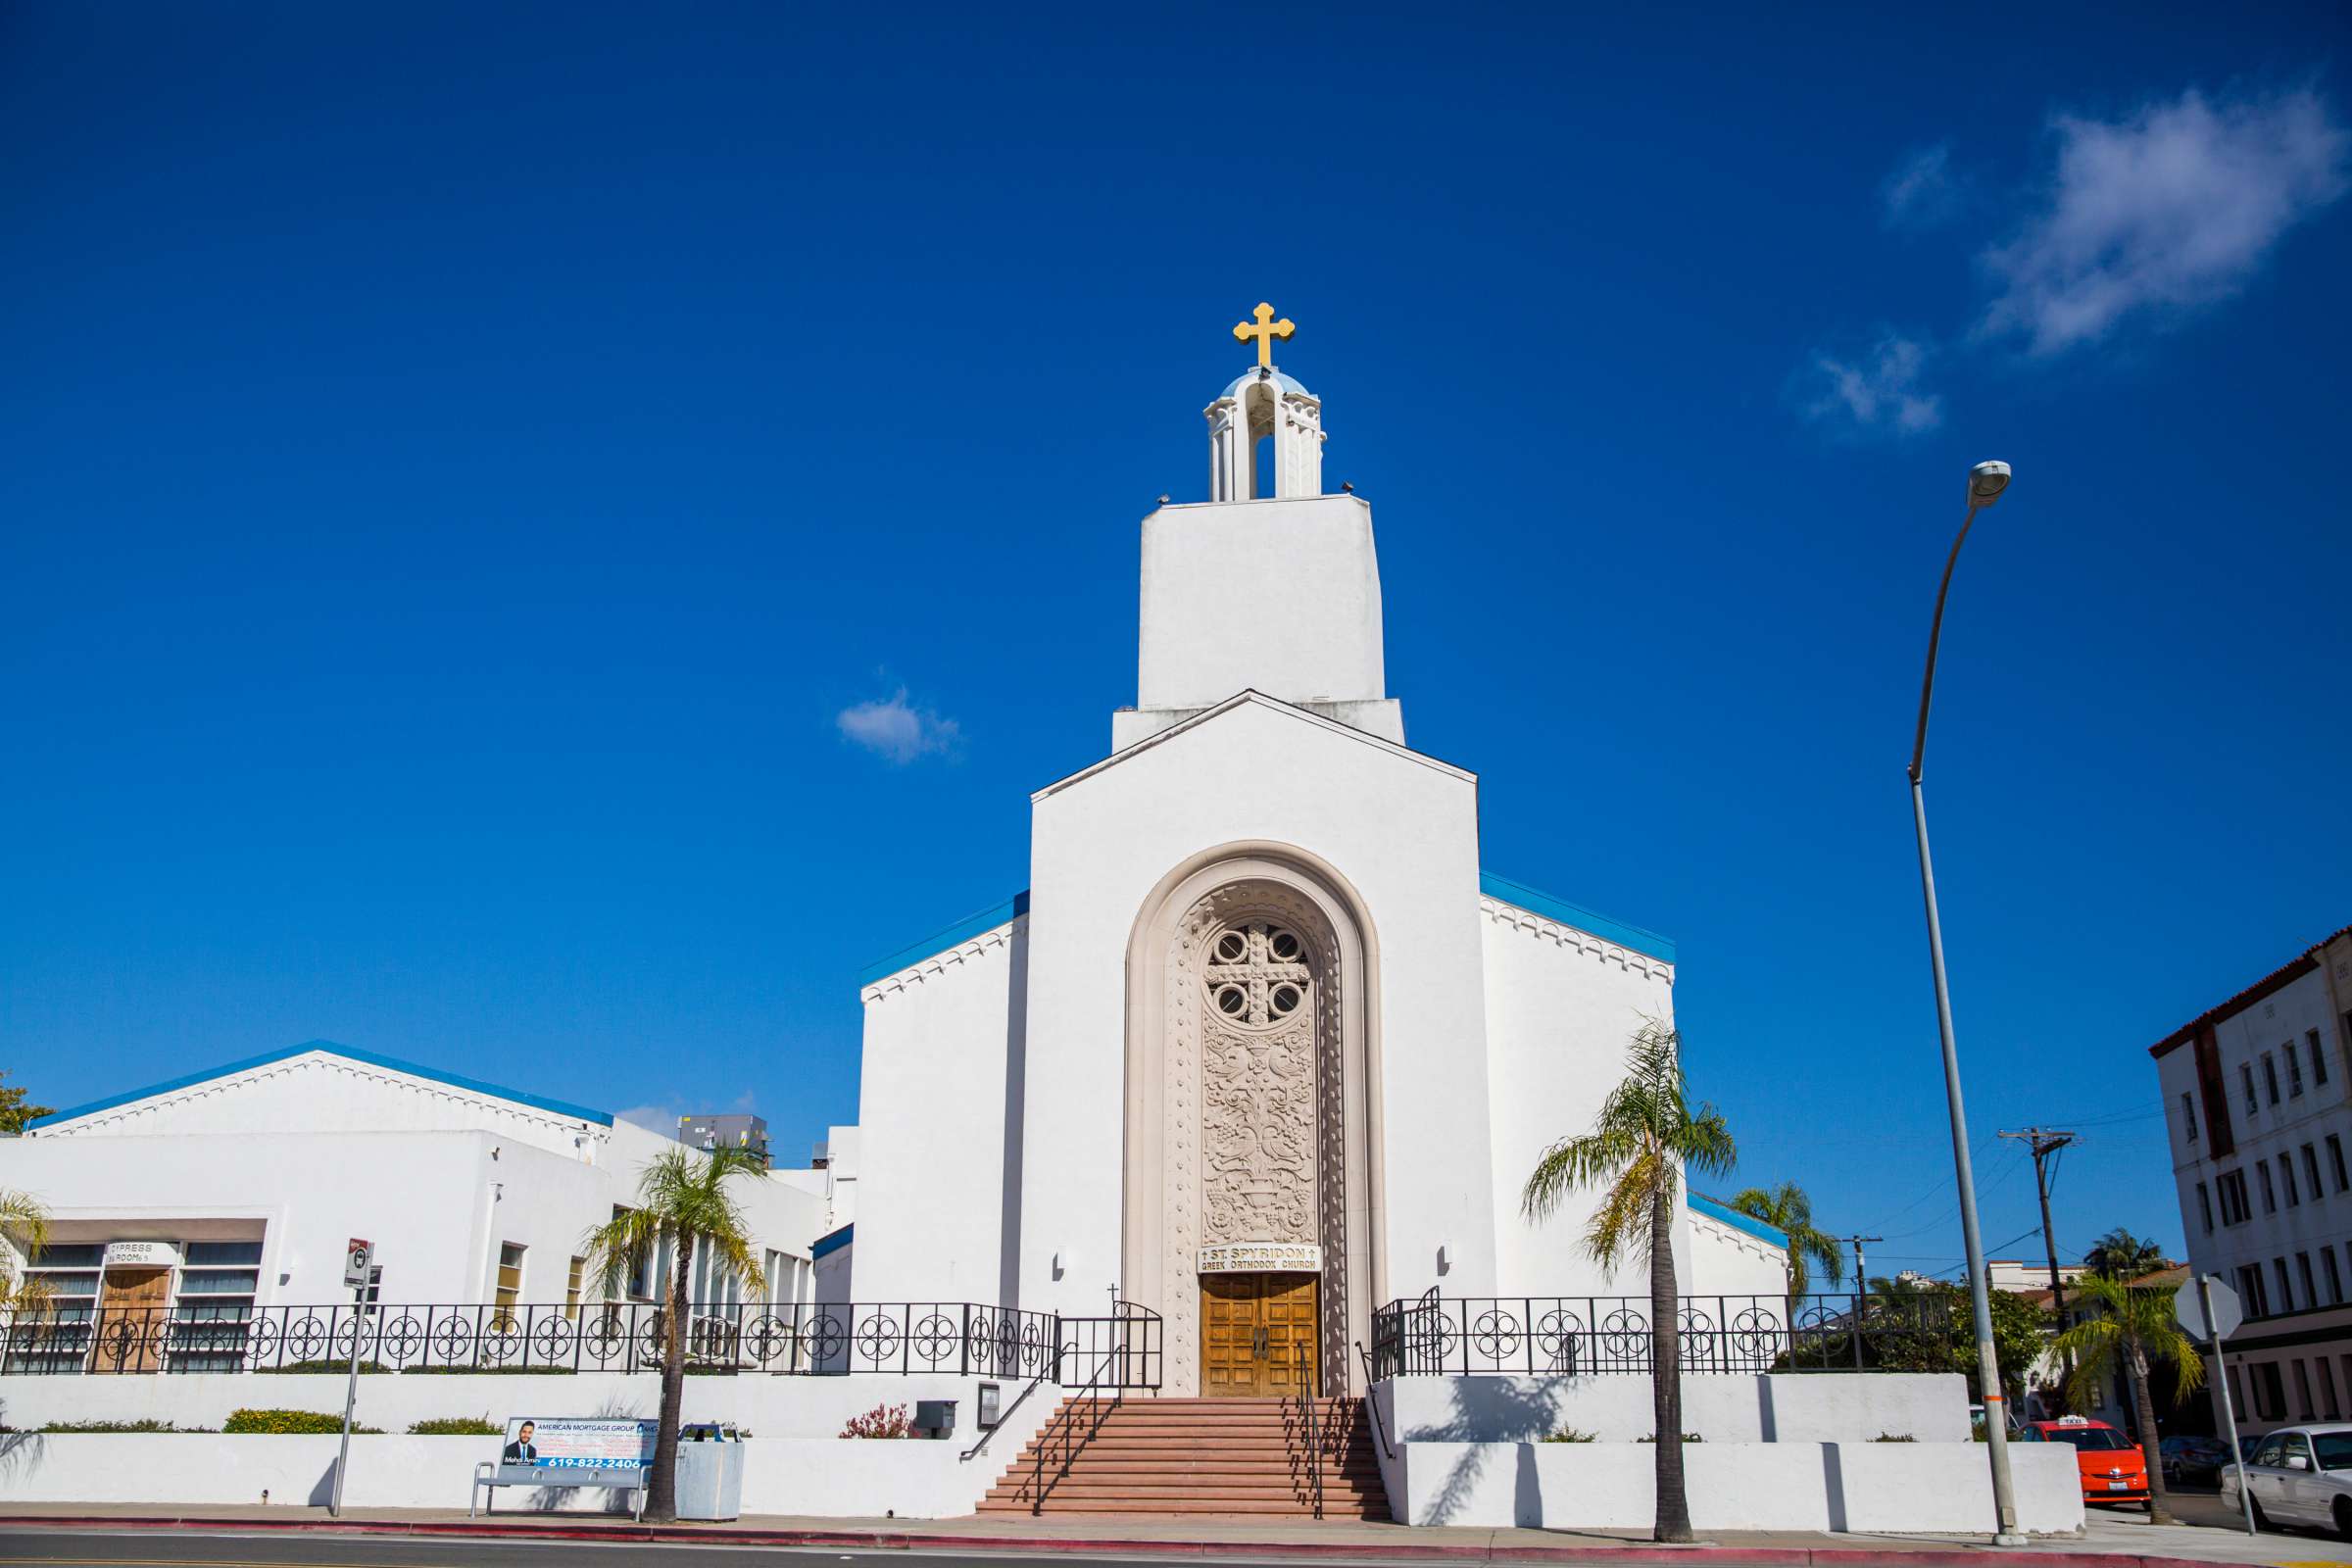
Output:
[2220,1424,2352,1536]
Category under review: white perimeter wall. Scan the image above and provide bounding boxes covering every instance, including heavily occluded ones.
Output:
[1021,697,1494,1317]
[1377,1372,1970,1445]
[1382,1440,2082,1534]
[1479,901,1684,1296]
[853,922,1025,1307]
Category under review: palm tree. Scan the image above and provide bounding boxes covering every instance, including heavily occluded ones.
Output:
[2082,1228,2168,1280]
[1523,1021,1736,1544]
[0,1188,50,1314]
[1729,1181,1845,1300]
[2049,1273,2204,1526]
[580,1148,767,1522]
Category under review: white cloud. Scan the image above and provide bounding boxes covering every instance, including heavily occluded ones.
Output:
[1883,142,1962,230]
[616,1103,680,1134]
[836,686,960,763]
[1983,87,2348,354]
[1799,333,1943,436]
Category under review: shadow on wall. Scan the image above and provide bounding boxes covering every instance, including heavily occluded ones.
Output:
[1820,1443,1847,1532]
[1419,1377,1564,1526]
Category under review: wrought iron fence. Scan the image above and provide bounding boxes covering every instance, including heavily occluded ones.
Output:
[0,1299,1158,1381]
[1368,1288,1959,1379]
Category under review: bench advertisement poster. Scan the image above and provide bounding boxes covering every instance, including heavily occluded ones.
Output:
[500,1417,658,1470]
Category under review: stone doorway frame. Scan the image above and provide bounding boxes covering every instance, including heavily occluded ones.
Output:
[1120,842,1387,1396]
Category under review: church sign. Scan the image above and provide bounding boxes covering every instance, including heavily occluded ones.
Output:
[1198,1242,1322,1274]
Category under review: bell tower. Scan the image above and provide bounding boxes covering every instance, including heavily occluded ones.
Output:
[1112,305,1402,751]
[1206,305,1325,501]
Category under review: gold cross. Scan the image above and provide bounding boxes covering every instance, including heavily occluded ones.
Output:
[1233,302,1295,369]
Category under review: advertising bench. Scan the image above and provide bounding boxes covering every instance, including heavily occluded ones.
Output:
[469,1417,657,1521]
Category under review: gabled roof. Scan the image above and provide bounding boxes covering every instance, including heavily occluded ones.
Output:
[26,1039,615,1131]
[1032,689,1475,804]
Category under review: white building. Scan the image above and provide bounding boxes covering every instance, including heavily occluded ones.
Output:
[0,1039,838,1372]
[845,337,1786,1397]
[2154,924,2352,1434]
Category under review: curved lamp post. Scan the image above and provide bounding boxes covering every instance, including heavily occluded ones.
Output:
[1909,459,2026,1545]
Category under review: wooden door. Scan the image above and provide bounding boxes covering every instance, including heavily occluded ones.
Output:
[94,1266,172,1372]
[1200,1272,1319,1396]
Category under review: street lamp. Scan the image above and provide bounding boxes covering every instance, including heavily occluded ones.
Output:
[1908,458,2026,1546]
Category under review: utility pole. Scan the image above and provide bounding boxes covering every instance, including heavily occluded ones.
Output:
[1834,1236,1884,1371]
[2000,1127,2080,1375]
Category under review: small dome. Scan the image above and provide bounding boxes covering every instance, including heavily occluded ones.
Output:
[1220,368,1314,400]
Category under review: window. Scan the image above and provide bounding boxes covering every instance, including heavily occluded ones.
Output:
[2307,1144,2326,1201]
[2266,1054,2281,1105]
[2277,1256,2296,1313]
[2284,1154,2302,1206]
[565,1256,586,1321]
[2246,1064,2261,1116]
[2323,1356,2343,1421]
[495,1242,525,1329]
[2300,1251,2318,1307]
[2328,1247,2345,1306]
[2230,1364,2247,1423]
[2290,1043,2307,1097]
[2333,1136,2350,1194]
[2239,1262,2270,1316]
[2219,1168,2252,1225]
[2296,1362,2318,1421]
[2182,1092,2200,1147]
[2197,1181,2215,1233]
[2261,1160,2278,1213]
[2257,1362,2288,1422]
[2315,1028,2331,1088]
[612,1206,657,1299]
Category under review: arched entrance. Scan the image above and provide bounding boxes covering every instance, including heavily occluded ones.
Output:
[1122,844,1384,1396]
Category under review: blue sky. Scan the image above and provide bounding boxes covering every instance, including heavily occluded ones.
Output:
[5,2,2349,1282]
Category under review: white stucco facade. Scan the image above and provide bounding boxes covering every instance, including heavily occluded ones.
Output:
[0,1043,836,1329]
[846,354,1783,1396]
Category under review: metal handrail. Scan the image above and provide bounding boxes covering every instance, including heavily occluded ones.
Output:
[1298,1386,1325,1519]
[1022,1303,1152,1514]
[1355,1340,1395,1461]
[960,1358,1052,1463]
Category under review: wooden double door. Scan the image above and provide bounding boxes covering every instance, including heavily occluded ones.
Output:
[1201,1271,1319,1396]
[94,1266,172,1371]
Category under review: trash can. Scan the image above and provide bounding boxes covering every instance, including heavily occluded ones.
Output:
[674,1424,746,1521]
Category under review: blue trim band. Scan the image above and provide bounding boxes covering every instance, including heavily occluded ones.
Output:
[858,891,1031,987]
[1481,871,1676,964]
[26,1039,616,1130]
[812,1224,854,1259]
[1689,1190,1789,1249]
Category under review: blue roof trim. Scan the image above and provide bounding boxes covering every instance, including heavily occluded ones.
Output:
[1689,1190,1788,1249]
[1481,871,1676,964]
[812,1224,854,1259]
[25,1039,616,1131]
[858,891,1031,987]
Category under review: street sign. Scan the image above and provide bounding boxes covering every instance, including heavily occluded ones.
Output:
[2177,1275,2243,1343]
[343,1238,374,1291]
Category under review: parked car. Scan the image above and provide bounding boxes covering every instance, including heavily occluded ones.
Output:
[2220,1425,2352,1536]
[2018,1416,2150,1507]
[2161,1435,2230,1485]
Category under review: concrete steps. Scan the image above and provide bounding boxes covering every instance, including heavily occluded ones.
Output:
[978,1396,1392,1518]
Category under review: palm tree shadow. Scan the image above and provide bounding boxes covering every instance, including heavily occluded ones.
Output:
[1414,1377,1565,1526]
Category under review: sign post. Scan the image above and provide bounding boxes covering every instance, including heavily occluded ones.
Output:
[2179,1273,2254,1537]
[330,1238,374,1519]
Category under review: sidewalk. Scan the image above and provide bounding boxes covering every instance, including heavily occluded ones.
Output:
[0,1503,2343,1568]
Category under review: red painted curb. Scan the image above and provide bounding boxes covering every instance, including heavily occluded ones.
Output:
[0,1515,2247,1567]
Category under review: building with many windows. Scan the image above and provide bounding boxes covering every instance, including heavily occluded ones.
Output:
[0,1039,844,1374]
[2154,925,2352,1432]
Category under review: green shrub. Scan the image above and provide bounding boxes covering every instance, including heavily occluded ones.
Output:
[396,1364,580,1375]
[223,1408,382,1435]
[41,1418,214,1434]
[1874,1432,1917,1443]
[1637,1432,1702,1443]
[1541,1425,1597,1443]
[408,1415,501,1436]
[264,1360,390,1375]
[840,1402,910,1439]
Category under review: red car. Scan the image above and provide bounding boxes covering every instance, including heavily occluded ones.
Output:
[2019,1417,2151,1507]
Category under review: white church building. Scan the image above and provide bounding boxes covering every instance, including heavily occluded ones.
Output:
[843,318,1787,1398]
